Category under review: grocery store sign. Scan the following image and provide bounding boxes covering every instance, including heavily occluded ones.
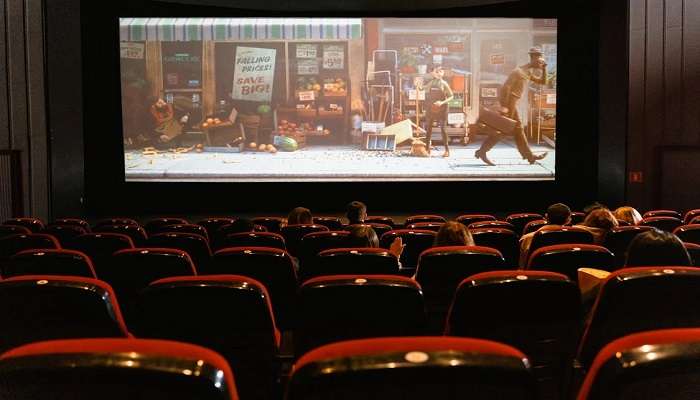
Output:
[232,46,276,102]
[120,42,144,59]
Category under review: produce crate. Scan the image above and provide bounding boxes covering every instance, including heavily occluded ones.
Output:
[318,109,344,117]
[296,108,318,118]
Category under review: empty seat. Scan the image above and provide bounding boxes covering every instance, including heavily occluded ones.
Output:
[144,217,189,234]
[405,222,444,232]
[683,209,700,224]
[209,247,297,330]
[528,226,594,256]
[312,216,344,230]
[471,227,519,267]
[0,224,31,239]
[42,224,88,246]
[295,275,427,356]
[93,224,148,246]
[468,220,515,230]
[251,216,284,233]
[523,219,548,235]
[0,275,129,353]
[447,270,582,399]
[640,216,683,232]
[364,215,395,227]
[217,232,286,251]
[684,242,700,266]
[3,217,44,232]
[643,209,682,219]
[404,214,446,225]
[300,230,351,262]
[0,338,238,400]
[577,328,700,400]
[527,244,615,281]
[52,218,91,231]
[456,214,497,227]
[674,224,700,245]
[415,246,506,333]
[66,233,134,268]
[301,248,401,281]
[0,233,60,259]
[4,249,96,278]
[570,211,586,225]
[135,275,279,400]
[380,229,437,272]
[93,218,139,229]
[280,224,329,258]
[197,217,237,241]
[577,266,700,368]
[506,213,544,235]
[602,225,653,268]
[148,223,209,242]
[287,337,536,400]
[147,232,211,272]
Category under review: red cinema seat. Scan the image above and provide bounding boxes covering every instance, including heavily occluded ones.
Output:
[210,247,297,330]
[577,266,700,369]
[92,218,139,229]
[216,231,286,251]
[300,230,351,263]
[0,224,31,239]
[52,218,91,231]
[93,224,148,247]
[295,275,427,356]
[405,222,444,232]
[447,270,582,399]
[415,246,506,333]
[251,216,285,233]
[674,224,700,245]
[684,242,700,266]
[312,216,344,231]
[197,217,237,242]
[3,217,44,232]
[456,214,497,227]
[146,232,211,272]
[380,229,437,273]
[404,214,446,226]
[640,216,683,232]
[5,249,96,278]
[602,226,654,268]
[506,213,544,235]
[471,227,519,267]
[570,211,586,225]
[364,215,395,227]
[144,217,189,234]
[42,224,88,246]
[468,220,515,231]
[683,209,700,224]
[288,337,536,400]
[0,233,60,259]
[527,226,594,258]
[148,223,209,242]
[66,233,134,269]
[523,219,548,235]
[135,275,279,400]
[280,224,328,258]
[577,328,700,400]
[0,338,238,400]
[643,209,682,219]
[527,244,615,281]
[301,247,400,282]
[0,275,129,353]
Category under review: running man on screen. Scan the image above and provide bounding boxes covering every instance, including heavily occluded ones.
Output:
[475,47,549,166]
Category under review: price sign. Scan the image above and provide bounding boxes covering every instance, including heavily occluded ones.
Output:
[432,54,443,64]
[323,45,344,70]
[120,42,144,59]
[298,90,315,101]
[408,89,425,101]
[447,113,465,125]
[296,44,317,58]
[297,59,319,75]
[433,46,449,54]
[361,122,385,133]
[490,53,505,65]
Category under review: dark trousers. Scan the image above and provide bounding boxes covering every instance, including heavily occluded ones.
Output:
[478,99,534,160]
[425,113,450,152]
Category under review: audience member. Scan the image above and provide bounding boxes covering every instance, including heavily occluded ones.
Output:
[346,201,367,225]
[286,207,313,225]
[583,201,607,216]
[613,206,643,225]
[519,203,572,267]
[223,218,259,234]
[434,221,475,247]
[348,225,404,259]
[625,228,692,267]
[575,207,618,244]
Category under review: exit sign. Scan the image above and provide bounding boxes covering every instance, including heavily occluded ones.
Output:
[629,171,644,183]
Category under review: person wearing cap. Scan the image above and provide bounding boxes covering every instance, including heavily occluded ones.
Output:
[417,64,453,158]
[475,46,549,166]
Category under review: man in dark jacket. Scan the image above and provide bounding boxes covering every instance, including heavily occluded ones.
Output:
[475,47,549,166]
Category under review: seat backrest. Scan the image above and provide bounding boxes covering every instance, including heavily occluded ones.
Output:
[527,244,615,281]
[674,224,700,245]
[93,218,140,229]
[209,247,297,330]
[295,275,427,356]
[3,218,44,232]
[602,226,654,268]
[643,209,682,219]
[683,209,700,224]
[52,218,91,231]
[523,219,548,235]
[380,229,437,271]
[288,337,536,400]
[0,275,129,353]
[280,224,329,257]
[0,233,61,259]
[312,217,344,231]
[471,228,519,267]
[506,213,544,235]
[144,217,190,234]
[146,232,211,272]
[93,224,148,247]
[0,224,31,239]
[570,212,586,225]
[251,216,285,233]
[404,215,446,225]
[577,267,700,368]
[5,249,96,278]
[405,222,444,232]
[640,216,683,232]
[684,242,700,266]
[299,230,351,262]
[0,338,238,400]
[528,227,594,255]
[66,233,134,268]
[456,214,497,227]
[217,231,286,251]
[468,220,515,231]
[42,224,88,246]
[302,248,401,281]
[364,216,395,227]
[578,328,700,400]
[149,223,209,242]
[197,217,237,243]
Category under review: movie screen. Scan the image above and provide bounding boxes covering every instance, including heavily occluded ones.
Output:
[120,18,557,181]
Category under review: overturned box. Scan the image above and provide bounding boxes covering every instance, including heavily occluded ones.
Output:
[363,119,418,151]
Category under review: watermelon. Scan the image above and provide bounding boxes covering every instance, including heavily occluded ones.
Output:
[273,135,298,152]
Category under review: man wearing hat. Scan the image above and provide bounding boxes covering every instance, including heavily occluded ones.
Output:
[475,46,549,166]
[418,64,453,158]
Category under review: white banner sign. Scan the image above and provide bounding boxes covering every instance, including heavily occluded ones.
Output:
[232,46,276,102]
[120,42,144,59]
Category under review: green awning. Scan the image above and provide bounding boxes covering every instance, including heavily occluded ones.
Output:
[119,18,363,41]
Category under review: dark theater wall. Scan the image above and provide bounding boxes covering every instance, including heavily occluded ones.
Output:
[627,0,700,211]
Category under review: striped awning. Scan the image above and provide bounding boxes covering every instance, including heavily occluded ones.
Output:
[119,18,363,41]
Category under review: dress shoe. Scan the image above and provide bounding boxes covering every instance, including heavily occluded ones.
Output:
[527,152,548,164]
[475,150,496,166]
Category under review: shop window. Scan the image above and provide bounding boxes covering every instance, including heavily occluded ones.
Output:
[162,41,203,90]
